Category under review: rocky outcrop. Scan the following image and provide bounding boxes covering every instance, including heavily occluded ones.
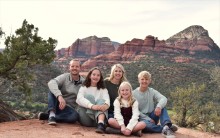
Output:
[54,25,220,71]
[105,25,220,62]
[173,56,193,63]
[166,25,219,53]
[56,36,116,58]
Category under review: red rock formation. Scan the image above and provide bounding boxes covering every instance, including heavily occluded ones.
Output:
[173,56,193,63]
[54,25,220,71]
[81,59,97,70]
[55,36,115,58]
[60,48,66,56]
[166,25,218,53]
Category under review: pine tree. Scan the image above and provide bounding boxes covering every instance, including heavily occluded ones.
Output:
[0,19,57,95]
[0,20,57,122]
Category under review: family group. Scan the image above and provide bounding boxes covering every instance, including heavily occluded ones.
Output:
[38,59,178,137]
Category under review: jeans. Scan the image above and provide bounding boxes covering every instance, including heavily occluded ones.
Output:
[142,108,172,133]
[78,94,108,127]
[48,91,79,123]
[108,111,114,119]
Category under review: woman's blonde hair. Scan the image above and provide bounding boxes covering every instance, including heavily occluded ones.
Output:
[107,64,127,83]
[117,81,135,107]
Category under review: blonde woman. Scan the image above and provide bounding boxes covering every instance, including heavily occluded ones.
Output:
[104,64,127,119]
[106,81,146,137]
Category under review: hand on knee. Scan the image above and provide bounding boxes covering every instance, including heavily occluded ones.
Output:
[122,129,131,136]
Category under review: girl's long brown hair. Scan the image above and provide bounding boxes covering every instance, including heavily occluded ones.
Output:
[83,67,105,90]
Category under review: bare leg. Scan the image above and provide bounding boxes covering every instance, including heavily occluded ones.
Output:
[108,118,121,129]
[106,118,121,135]
[97,113,105,122]
[132,121,146,132]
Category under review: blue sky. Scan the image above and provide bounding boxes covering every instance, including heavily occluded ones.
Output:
[0,0,219,49]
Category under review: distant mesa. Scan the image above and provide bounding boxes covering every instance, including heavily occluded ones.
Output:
[54,25,220,71]
[55,35,117,58]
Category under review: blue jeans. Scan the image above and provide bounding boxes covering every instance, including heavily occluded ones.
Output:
[142,108,172,133]
[48,91,79,123]
[108,111,114,119]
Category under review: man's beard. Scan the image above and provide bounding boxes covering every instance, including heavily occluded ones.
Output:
[71,70,78,76]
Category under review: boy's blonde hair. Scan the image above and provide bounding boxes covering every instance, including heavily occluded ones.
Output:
[138,71,151,80]
[117,81,135,107]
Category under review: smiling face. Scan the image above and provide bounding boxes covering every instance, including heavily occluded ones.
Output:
[90,69,101,86]
[119,83,131,100]
[138,71,152,90]
[113,66,123,81]
[69,60,80,76]
[138,76,151,89]
[109,64,126,84]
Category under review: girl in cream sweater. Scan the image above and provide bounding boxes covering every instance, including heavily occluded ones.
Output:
[106,81,146,136]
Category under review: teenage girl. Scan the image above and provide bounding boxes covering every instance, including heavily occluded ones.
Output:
[76,67,110,133]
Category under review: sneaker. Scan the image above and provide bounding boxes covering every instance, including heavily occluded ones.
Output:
[105,127,121,134]
[95,123,105,134]
[132,130,142,137]
[170,124,178,132]
[38,112,49,120]
[48,116,57,125]
[162,125,175,138]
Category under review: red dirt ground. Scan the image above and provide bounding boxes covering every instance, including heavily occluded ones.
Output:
[0,119,219,138]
